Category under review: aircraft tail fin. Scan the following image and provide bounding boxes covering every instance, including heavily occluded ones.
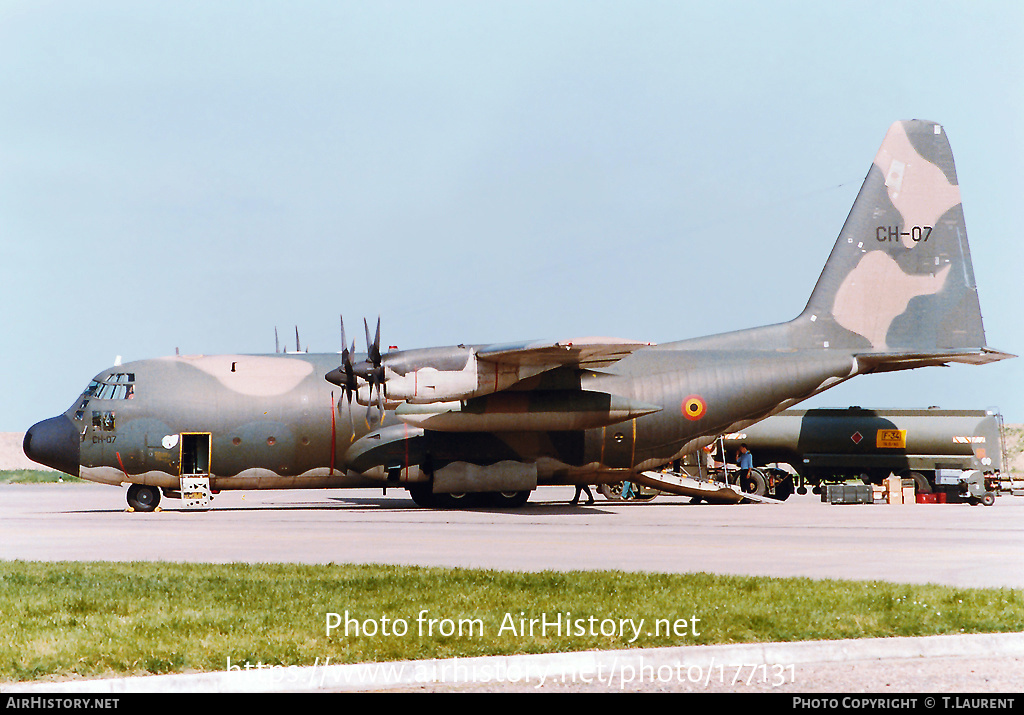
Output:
[794,119,1011,365]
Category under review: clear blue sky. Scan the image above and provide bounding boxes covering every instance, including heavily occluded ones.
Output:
[2,0,1021,430]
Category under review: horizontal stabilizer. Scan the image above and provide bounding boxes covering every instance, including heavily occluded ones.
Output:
[855,347,1016,373]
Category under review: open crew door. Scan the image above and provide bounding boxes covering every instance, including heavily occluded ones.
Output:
[179,432,212,508]
[180,433,211,476]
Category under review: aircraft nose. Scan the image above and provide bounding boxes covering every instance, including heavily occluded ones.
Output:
[24,415,80,477]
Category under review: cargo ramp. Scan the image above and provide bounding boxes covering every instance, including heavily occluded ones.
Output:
[634,470,784,505]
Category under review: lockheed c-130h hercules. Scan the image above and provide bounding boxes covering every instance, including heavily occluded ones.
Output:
[24,120,1013,511]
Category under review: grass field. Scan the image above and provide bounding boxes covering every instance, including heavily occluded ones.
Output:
[2,560,1022,684]
[0,469,82,484]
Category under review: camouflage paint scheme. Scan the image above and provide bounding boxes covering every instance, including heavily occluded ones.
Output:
[24,121,1012,508]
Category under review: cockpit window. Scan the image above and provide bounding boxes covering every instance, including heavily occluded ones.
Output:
[86,373,136,400]
[76,373,135,422]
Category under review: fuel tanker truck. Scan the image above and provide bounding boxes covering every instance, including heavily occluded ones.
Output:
[719,407,1008,504]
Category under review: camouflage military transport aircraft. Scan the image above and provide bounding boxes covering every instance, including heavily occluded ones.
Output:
[24,120,1012,510]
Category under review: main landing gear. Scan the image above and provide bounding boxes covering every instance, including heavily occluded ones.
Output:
[406,485,532,509]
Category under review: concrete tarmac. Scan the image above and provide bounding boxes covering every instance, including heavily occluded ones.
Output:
[4,483,1023,693]
[2,483,1023,588]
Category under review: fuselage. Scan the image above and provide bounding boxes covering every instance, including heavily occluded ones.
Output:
[25,326,862,493]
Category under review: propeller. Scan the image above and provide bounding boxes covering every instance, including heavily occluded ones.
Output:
[326,315,387,424]
[353,317,386,423]
[337,316,359,402]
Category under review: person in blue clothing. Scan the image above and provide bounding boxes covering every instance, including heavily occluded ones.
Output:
[621,480,636,499]
[737,443,753,478]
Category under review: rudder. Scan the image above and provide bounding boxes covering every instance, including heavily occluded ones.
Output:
[797,120,991,357]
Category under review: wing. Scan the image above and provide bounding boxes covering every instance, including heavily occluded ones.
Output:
[361,337,654,406]
[477,337,654,369]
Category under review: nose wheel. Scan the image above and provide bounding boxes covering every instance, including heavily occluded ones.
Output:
[127,484,161,512]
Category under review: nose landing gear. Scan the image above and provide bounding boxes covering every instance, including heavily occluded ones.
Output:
[126,484,161,512]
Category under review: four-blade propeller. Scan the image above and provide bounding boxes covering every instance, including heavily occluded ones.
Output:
[326,316,387,424]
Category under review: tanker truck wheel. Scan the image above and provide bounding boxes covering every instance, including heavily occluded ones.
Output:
[740,469,767,496]
[901,470,932,494]
[772,477,795,501]
[981,492,996,507]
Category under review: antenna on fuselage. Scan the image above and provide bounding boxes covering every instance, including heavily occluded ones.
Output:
[277,326,308,354]
[288,326,307,353]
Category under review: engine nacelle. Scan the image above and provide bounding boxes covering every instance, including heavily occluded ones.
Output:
[382,351,546,404]
[383,365,479,403]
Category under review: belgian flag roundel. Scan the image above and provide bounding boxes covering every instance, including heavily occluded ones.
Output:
[682,395,707,421]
